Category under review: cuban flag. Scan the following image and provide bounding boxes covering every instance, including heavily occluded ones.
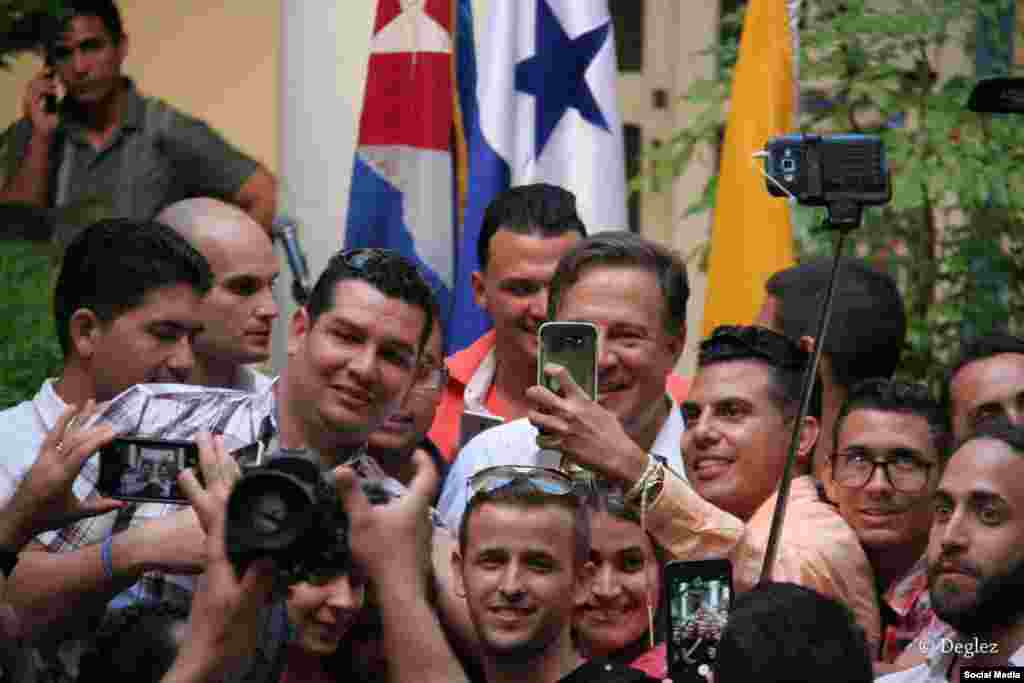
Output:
[345,0,457,326]
[448,0,629,352]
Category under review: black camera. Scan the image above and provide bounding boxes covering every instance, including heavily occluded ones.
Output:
[224,451,392,584]
[764,134,891,213]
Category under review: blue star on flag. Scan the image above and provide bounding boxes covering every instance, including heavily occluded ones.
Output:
[514,0,611,159]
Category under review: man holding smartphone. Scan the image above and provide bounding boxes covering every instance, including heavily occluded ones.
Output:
[0,0,277,231]
[439,231,689,530]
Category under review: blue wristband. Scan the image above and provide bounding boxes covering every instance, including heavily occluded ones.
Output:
[100,537,115,580]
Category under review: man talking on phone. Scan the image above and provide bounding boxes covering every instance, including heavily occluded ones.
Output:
[0,0,276,231]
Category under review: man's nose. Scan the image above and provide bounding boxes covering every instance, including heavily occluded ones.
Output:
[168,336,196,375]
[527,288,548,321]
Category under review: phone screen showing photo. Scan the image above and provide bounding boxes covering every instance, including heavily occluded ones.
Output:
[666,560,732,683]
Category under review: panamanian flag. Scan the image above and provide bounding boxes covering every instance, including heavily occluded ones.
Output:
[345,0,457,327]
[448,0,628,352]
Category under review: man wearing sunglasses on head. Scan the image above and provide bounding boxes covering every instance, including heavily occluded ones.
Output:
[829,379,951,672]
[451,465,658,683]
[532,323,882,656]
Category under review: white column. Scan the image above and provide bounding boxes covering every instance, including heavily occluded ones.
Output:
[272,1,376,372]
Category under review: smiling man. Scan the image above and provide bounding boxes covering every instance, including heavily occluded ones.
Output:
[4,248,437,682]
[429,184,586,459]
[438,232,688,530]
[877,418,1024,682]
[557,325,881,655]
[157,198,279,391]
[829,379,950,663]
[0,0,276,229]
[453,467,658,683]
[366,317,450,495]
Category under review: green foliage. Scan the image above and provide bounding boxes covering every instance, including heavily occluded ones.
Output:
[641,0,1024,391]
[0,240,62,409]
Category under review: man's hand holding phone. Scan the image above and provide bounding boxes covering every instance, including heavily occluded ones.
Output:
[526,364,647,487]
[24,67,61,137]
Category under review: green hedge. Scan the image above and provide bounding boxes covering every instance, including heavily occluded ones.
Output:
[0,241,63,410]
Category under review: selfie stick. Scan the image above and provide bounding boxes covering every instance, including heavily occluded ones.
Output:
[758,205,857,584]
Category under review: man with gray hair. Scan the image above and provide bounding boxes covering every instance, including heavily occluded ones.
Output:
[156,198,279,391]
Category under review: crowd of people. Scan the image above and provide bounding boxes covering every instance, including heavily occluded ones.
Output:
[1,1,1023,683]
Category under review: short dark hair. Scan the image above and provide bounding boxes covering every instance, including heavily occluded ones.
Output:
[79,603,189,683]
[53,219,212,358]
[833,378,951,462]
[697,325,822,420]
[548,231,689,337]
[458,480,590,569]
[48,0,125,48]
[764,258,906,391]
[477,184,587,271]
[954,415,1024,458]
[305,248,437,355]
[715,582,872,683]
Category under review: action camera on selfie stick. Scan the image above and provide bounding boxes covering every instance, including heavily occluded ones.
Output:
[757,134,893,583]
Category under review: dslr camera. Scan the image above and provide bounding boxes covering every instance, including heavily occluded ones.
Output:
[763,134,891,225]
[224,450,393,584]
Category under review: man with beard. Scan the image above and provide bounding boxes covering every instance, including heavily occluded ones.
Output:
[879,418,1024,682]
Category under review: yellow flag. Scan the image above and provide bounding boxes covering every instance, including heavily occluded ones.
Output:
[702,0,797,336]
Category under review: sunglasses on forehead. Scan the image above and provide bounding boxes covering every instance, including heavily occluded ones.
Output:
[467,465,580,501]
[337,247,400,270]
[701,325,808,369]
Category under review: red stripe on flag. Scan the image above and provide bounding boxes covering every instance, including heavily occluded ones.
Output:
[373,0,402,34]
[357,52,454,151]
[426,0,453,31]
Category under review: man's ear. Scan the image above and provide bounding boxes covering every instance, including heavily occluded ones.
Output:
[665,321,686,362]
[796,415,820,471]
[799,335,816,354]
[451,549,467,599]
[471,271,488,312]
[68,308,102,359]
[287,306,311,356]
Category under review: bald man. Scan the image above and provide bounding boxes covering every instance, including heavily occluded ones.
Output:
[157,198,279,390]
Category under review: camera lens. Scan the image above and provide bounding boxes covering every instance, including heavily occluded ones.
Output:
[226,469,316,552]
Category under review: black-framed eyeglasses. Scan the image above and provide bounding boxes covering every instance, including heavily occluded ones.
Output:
[831,453,935,493]
[700,325,808,370]
[467,465,576,501]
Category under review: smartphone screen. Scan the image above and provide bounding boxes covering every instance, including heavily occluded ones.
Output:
[97,437,200,504]
[665,559,732,683]
[537,321,598,400]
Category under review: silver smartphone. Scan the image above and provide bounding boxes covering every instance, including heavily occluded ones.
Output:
[537,321,599,400]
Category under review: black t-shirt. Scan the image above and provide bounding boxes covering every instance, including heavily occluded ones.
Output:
[556,659,660,683]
